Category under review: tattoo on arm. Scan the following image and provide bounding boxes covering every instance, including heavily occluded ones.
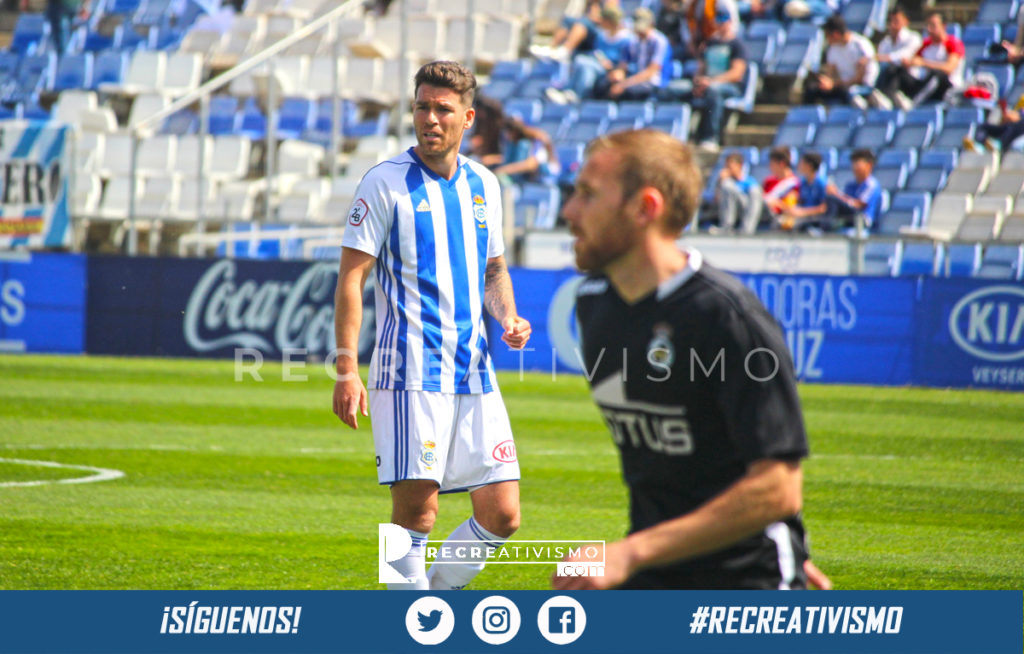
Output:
[484,256,516,322]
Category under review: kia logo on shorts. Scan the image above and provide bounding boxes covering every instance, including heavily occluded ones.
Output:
[492,440,517,463]
[948,286,1024,362]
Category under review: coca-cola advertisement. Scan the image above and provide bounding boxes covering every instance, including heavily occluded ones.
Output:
[86,256,374,361]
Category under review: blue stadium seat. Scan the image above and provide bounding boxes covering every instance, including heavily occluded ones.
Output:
[944,107,984,126]
[480,78,518,102]
[875,163,908,192]
[490,59,531,81]
[579,100,617,121]
[517,182,561,229]
[975,0,1018,23]
[773,41,813,75]
[976,63,1015,96]
[0,52,20,82]
[515,77,554,100]
[877,148,918,172]
[208,95,240,135]
[537,116,567,141]
[933,123,975,149]
[92,50,128,89]
[555,142,585,184]
[652,102,690,125]
[811,122,852,149]
[107,0,145,15]
[563,117,607,142]
[963,23,1000,44]
[606,117,644,133]
[976,244,1024,279]
[10,13,49,54]
[276,97,316,140]
[528,59,568,85]
[647,116,686,140]
[774,123,815,146]
[162,108,199,135]
[725,62,758,114]
[746,37,776,69]
[945,243,980,277]
[876,207,920,235]
[919,148,958,170]
[82,29,116,52]
[540,101,578,122]
[891,190,931,219]
[863,241,900,276]
[783,105,826,126]
[842,0,876,36]
[827,105,864,125]
[899,242,942,276]
[238,97,267,139]
[9,53,56,102]
[905,106,942,133]
[505,98,542,125]
[618,101,654,122]
[851,121,895,149]
[21,98,49,120]
[891,122,934,149]
[135,0,175,26]
[52,53,93,91]
[864,108,903,126]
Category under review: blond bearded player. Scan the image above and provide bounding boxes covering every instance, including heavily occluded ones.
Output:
[555,130,830,590]
[333,61,531,590]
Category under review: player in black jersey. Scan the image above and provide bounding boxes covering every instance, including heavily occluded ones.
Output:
[552,130,829,590]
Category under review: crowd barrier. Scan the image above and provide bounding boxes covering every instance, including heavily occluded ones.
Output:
[2,252,1022,390]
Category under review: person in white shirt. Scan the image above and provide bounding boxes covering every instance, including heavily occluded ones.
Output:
[872,7,923,108]
[802,14,877,108]
[880,11,965,109]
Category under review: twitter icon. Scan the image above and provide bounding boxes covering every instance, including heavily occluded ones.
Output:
[418,609,443,632]
[406,597,454,645]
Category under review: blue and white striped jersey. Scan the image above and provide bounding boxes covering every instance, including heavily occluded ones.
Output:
[341,148,504,394]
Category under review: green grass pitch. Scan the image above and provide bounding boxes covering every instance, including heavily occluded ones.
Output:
[1,354,1022,590]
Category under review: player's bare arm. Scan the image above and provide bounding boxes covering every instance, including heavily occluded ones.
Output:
[333,246,376,429]
[484,255,532,350]
[555,459,802,590]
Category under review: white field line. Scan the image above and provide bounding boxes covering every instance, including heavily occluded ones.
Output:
[0,458,126,488]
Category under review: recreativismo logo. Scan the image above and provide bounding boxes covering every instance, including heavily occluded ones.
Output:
[948,286,1024,362]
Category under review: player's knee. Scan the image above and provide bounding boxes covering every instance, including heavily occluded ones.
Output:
[481,506,520,539]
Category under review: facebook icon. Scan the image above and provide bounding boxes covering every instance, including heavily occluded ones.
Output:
[548,607,575,634]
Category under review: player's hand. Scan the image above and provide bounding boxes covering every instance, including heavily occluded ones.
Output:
[501,315,532,350]
[333,375,368,429]
[552,540,636,590]
[804,559,833,590]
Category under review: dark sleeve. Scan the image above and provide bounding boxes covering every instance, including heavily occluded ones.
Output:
[709,295,808,464]
[730,38,748,62]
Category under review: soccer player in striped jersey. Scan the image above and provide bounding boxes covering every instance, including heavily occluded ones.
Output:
[333,61,532,590]
[554,130,829,590]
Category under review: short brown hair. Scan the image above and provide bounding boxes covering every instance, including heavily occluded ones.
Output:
[414,60,477,105]
[586,129,703,235]
[769,146,792,166]
[850,148,875,165]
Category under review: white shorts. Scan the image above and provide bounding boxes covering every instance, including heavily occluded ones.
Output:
[369,389,520,493]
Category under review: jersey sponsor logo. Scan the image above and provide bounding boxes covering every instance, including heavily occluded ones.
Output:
[349,198,369,226]
[591,375,694,455]
[416,198,431,212]
[948,286,1024,362]
[492,440,517,463]
[472,194,487,223]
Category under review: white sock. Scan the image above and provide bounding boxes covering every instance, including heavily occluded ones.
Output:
[427,516,507,590]
[387,528,430,590]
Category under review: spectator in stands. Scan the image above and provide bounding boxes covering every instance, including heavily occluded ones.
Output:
[678,10,748,151]
[777,0,838,21]
[871,7,923,109]
[802,15,878,108]
[687,0,739,52]
[762,146,800,223]
[547,6,633,103]
[658,0,695,66]
[715,151,764,234]
[778,151,827,232]
[469,95,507,168]
[826,148,882,233]
[592,8,670,101]
[493,117,560,186]
[46,0,88,55]
[880,11,964,110]
[1001,5,1024,65]
[964,96,1024,152]
[530,0,608,61]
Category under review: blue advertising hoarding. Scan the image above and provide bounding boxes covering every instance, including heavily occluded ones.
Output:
[0,251,84,353]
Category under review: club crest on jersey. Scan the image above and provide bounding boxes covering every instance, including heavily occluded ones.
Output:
[349,198,369,226]
[647,322,675,367]
[472,194,487,223]
[420,440,437,468]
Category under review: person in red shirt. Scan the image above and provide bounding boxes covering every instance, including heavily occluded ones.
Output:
[880,11,964,109]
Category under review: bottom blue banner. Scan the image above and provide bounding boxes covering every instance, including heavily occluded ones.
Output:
[0,591,1019,654]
